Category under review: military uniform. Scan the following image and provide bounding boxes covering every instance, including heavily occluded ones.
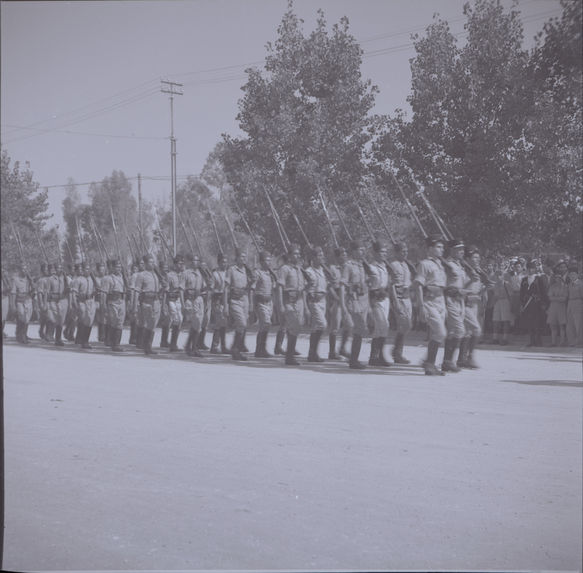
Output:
[46,270,69,346]
[442,253,467,371]
[388,258,413,363]
[11,273,34,343]
[36,268,49,340]
[209,264,228,353]
[93,269,107,342]
[103,269,126,351]
[252,265,275,357]
[183,264,206,356]
[134,268,162,354]
[225,263,251,360]
[305,262,327,362]
[71,273,96,349]
[165,265,185,351]
[366,256,392,367]
[278,258,306,365]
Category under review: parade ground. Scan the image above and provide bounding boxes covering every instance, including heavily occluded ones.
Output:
[2,329,582,572]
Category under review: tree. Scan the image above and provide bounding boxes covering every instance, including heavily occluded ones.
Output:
[221,2,380,252]
[1,150,50,271]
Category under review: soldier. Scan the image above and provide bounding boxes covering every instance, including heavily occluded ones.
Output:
[127,261,140,345]
[388,241,413,364]
[93,261,107,343]
[158,259,171,348]
[273,252,288,356]
[224,248,252,361]
[304,246,328,362]
[165,255,185,352]
[367,241,392,367]
[252,250,276,358]
[277,244,306,366]
[209,253,229,354]
[101,259,115,347]
[327,247,347,360]
[441,238,468,372]
[10,262,35,344]
[71,261,96,349]
[46,262,69,347]
[341,240,369,369]
[457,246,484,368]
[102,258,125,352]
[63,263,78,342]
[414,235,447,376]
[197,261,212,351]
[133,257,147,349]
[182,253,206,357]
[133,254,162,355]
[36,263,49,340]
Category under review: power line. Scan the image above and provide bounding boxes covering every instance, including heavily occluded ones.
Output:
[1,123,166,141]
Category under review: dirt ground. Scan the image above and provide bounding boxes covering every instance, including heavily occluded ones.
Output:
[2,325,582,572]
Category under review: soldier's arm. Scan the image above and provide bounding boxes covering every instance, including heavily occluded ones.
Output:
[223,269,230,313]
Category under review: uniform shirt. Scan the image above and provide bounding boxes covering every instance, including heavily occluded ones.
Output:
[304,266,327,295]
[328,264,344,290]
[278,264,305,293]
[47,274,67,297]
[212,268,227,295]
[444,258,467,289]
[11,275,33,296]
[36,275,48,297]
[568,278,583,301]
[134,270,160,295]
[105,273,125,295]
[342,259,368,296]
[183,268,205,295]
[225,265,249,291]
[166,270,184,295]
[388,260,412,288]
[71,275,95,298]
[253,268,274,297]
[367,260,389,291]
[415,257,447,288]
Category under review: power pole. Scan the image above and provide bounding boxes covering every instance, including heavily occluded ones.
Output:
[161,79,183,257]
[137,173,142,235]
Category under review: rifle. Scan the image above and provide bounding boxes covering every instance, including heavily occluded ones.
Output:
[109,203,123,263]
[54,227,64,266]
[224,212,238,250]
[136,222,149,256]
[233,197,261,252]
[177,209,197,262]
[89,212,110,261]
[207,208,223,253]
[355,200,376,242]
[34,226,50,264]
[64,237,75,264]
[365,191,397,245]
[154,212,172,261]
[388,170,428,239]
[330,196,353,242]
[316,187,338,248]
[124,226,137,263]
[74,215,86,263]
[88,215,106,262]
[131,233,142,262]
[261,185,289,252]
[185,212,204,258]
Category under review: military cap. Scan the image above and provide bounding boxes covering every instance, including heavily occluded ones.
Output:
[394,241,408,252]
[173,254,184,264]
[448,238,465,249]
[349,239,363,251]
[372,240,387,253]
[258,250,271,263]
[465,244,479,256]
[287,243,301,254]
[425,234,444,247]
[333,246,346,257]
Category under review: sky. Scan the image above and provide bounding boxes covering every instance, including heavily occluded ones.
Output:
[1,0,562,226]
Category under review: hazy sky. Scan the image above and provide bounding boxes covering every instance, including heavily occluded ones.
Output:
[1,0,561,225]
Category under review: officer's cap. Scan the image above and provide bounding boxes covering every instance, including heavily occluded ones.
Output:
[448,238,465,250]
[425,234,444,247]
[333,246,346,257]
[287,243,301,255]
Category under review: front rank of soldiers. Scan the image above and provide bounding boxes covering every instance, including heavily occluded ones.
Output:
[6,237,491,377]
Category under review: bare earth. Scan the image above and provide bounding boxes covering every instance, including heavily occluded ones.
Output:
[2,326,582,572]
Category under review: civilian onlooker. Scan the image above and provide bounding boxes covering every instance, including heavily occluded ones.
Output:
[566,263,583,347]
[492,266,513,345]
[520,260,549,347]
[508,260,525,333]
[546,261,569,347]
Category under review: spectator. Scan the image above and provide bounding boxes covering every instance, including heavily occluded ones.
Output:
[546,262,569,346]
[520,260,549,347]
[566,263,583,347]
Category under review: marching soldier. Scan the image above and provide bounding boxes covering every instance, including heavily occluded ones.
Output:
[414,235,448,376]
[133,258,147,349]
[128,261,140,346]
[197,261,212,351]
[388,242,413,364]
[327,247,346,359]
[133,254,162,355]
[182,253,206,357]
[36,264,50,340]
[224,248,252,361]
[252,250,276,358]
[277,244,306,366]
[71,261,96,349]
[94,261,107,343]
[102,258,125,352]
[273,252,288,356]
[367,241,392,367]
[46,262,69,347]
[166,255,185,352]
[158,259,171,348]
[63,263,78,342]
[457,246,484,368]
[304,246,328,362]
[209,253,229,354]
[341,240,369,369]
[10,262,35,344]
[441,238,468,372]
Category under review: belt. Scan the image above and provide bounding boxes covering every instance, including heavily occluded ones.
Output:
[369,289,388,302]
[230,287,248,299]
[107,292,123,301]
[140,292,157,304]
[424,286,444,300]
[48,293,67,302]
[15,294,31,303]
[307,292,326,302]
[444,286,463,299]
[230,292,247,301]
[283,290,299,304]
[77,294,94,302]
[255,294,272,304]
[167,293,179,301]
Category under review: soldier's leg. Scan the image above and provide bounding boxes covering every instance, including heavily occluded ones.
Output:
[274,329,286,355]
[423,299,447,375]
[392,298,412,364]
[349,305,367,369]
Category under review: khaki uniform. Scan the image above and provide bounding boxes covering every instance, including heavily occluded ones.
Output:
[93,275,107,325]
[166,270,184,327]
[367,261,390,338]
[183,268,205,331]
[342,260,369,337]
[415,257,447,343]
[278,264,305,336]
[464,272,484,338]
[104,273,126,329]
[46,274,69,326]
[226,265,250,334]
[134,270,161,331]
[444,259,467,339]
[71,275,96,327]
[11,275,34,324]
[388,260,412,335]
[327,264,344,335]
[210,268,227,329]
[253,268,274,333]
[305,266,328,332]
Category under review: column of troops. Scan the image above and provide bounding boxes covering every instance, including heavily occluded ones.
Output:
[4,234,582,375]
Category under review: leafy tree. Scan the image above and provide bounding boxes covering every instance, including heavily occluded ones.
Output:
[222,2,380,252]
[1,150,50,272]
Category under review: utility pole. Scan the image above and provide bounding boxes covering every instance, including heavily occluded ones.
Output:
[137,173,142,235]
[161,79,183,256]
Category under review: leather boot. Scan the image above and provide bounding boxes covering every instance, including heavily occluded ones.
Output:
[240,329,249,353]
[189,329,203,357]
[375,337,392,366]
[23,322,30,344]
[46,322,55,341]
[136,326,145,349]
[160,326,169,348]
[169,326,180,352]
[442,338,460,372]
[328,333,339,359]
[112,328,123,352]
[82,326,93,349]
[219,327,229,354]
[368,337,378,365]
[307,331,324,362]
[349,334,365,369]
[98,322,105,342]
[424,340,445,375]
[339,330,350,358]
[254,331,263,357]
[39,319,46,340]
[74,324,82,345]
[15,321,23,343]
[210,330,221,354]
[465,336,479,368]
[285,334,300,366]
[457,337,469,367]
[197,327,209,350]
[261,331,273,357]
[55,326,65,346]
[232,332,247,361]
[392,333,410,364]
[144,329,157,355]
[274,329,285,355]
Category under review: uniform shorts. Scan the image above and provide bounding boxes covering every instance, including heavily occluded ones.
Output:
[347,294,369,337]
[77,300,96,327]
[167,299,183,327]
[446,297,466,339]
[256,300,273,332]
[328,298,342,334]
[16,299,33,323]
[370,298,390,338]
[107,300,126,330]
[47,299,69,327]
[184,297,205,331]
[284,299,304,336]
[424,296,447,344]
[140,299,161,331]
[493,299,513,323]
[464,302,482,338]
[308,298,327,332]
[393,297,412,334]
[229,297,249,333]
[547,301,567,326]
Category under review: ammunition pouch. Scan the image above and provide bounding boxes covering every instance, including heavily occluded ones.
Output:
[167,292,179,301]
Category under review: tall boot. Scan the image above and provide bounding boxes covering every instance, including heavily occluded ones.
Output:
[39,319,46,340]
[376,337,392,366]
[442,338,461,372]
[240,329,249,353]
[307,330,324,362]
[128,322,136,345]
[260,331,273,357]
[232,332,247,361]
[339,330,350,358]
[392,333,410,364]
[104,324,111,347]
[424,340,445,375]
[328,333,339,359]
[112,328,124,352]
[457,337,470,367]
[210,330,221,354]
[285,334,300,366]
[15,321,23,343]
[197,327,209,350]
[219,327,229,354]
[23,322,30,344]
[136,326,145,349]
[368,337,379,365]
[464,336,478,368]
[349,334,365,369]
[169,326,180,352]
[55,325,65,346]
[144,329,157,355]
[274,329,285,355]
[160,326,169,348]
[74,323,82,345]
[98,322,104,342]
[188,329,203,357]
[46,321,55,341]
[81,326,93,349]
[254,331,263,358]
